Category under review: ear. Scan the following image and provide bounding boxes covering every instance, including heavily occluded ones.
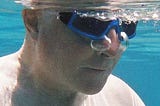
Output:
[22,9,39,40]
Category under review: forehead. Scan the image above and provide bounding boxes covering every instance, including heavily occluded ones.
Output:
[30,0,107,3]
[22,0,110,9]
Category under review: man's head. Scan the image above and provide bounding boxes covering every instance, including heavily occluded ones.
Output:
[21,4,130,94]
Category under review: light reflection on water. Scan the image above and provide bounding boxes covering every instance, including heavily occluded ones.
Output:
[14,0,160,20]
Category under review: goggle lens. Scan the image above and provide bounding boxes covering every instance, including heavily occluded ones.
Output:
[121,21,138,39]
[72,16,112,37]
[59,11,138,40]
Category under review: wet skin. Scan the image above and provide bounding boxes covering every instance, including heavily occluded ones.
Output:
[21,8,123,95]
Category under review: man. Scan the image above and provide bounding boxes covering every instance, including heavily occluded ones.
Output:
[0,0,145,105]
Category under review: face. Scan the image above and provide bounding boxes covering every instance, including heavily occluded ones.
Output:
[23,8,123,94]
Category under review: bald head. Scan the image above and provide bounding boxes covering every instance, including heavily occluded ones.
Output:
[18,0,111,9]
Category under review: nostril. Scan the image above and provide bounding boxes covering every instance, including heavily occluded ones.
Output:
[99,52,112,58]
[101,53,109,57]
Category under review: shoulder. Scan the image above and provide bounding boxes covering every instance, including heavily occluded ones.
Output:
[0,53,19,106]
[0,52,20,76]
[100,74,145,106]
[0,52,19,67]
[0,52,20,83]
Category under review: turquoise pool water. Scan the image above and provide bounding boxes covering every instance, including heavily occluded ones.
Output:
[0,0,160,106]
[114,21,160,106]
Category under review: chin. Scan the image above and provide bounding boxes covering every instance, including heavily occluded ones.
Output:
[68,68,110,95]
[75,78,108,95]
[81,87,104,95]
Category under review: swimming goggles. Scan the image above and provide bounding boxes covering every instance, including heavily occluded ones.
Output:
[59,10,138,41]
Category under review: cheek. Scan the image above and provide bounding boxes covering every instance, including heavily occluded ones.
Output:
[38,30,92,75]
[53,27,92,66]
[55,42,90,70]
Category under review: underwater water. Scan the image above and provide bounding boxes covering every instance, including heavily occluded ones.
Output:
[113,20,160,106]
[0,0,160,106]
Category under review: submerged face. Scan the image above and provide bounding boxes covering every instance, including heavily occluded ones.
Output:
[23,8,123,94]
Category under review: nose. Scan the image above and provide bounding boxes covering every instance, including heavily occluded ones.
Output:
[91,29,121,57]
[105,29,120,56]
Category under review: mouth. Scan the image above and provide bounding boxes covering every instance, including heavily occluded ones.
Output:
[79,67,106,72]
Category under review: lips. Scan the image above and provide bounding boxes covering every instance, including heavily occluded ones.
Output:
[79,67,107,72]
[79,59,114,72]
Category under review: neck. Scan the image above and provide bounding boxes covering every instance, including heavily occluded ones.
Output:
[13,78,87,106]
[35,89,87,106]
[15,47,87,106]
